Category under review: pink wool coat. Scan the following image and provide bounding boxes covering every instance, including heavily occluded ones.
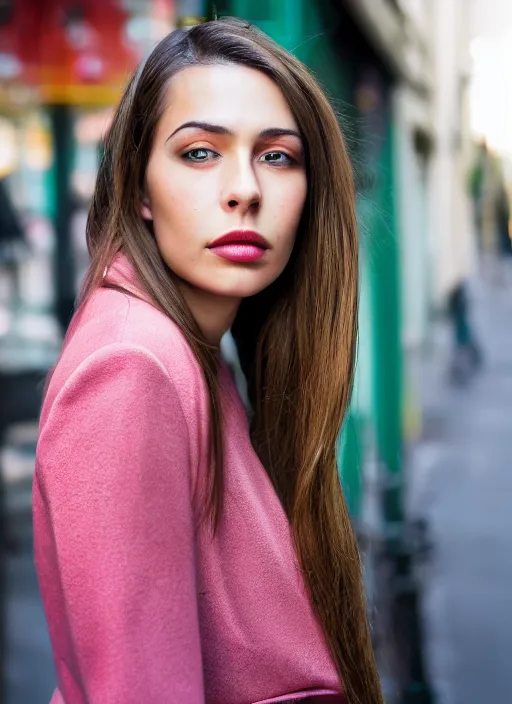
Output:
[33,254,344,704]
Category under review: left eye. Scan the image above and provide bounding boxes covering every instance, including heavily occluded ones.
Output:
[260,152,294,165]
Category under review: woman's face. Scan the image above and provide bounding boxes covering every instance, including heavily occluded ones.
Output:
[142,64,307,301]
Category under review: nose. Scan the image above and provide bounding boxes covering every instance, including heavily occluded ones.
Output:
[222,157,261,216]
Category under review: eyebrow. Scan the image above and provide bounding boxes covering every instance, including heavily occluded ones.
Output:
[167,121,302,142]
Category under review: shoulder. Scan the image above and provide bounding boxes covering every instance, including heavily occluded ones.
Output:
[37,290,210,503]
[39,343,189,453]
[43,287,207,430]
[69,286,197,370]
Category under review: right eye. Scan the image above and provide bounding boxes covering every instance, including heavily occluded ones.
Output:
[182,148,219,162]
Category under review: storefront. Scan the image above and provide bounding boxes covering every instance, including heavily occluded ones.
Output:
[0,0,177,326]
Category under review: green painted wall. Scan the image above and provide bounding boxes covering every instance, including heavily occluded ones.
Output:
[366,120,404,526]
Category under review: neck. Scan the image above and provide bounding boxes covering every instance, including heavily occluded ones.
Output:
[178,281,240,346]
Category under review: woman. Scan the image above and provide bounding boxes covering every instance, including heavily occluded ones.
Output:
[34,18,384,704]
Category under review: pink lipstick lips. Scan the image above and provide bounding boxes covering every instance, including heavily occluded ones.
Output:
[207,230,269,263]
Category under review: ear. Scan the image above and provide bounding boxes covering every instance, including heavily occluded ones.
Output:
[140,193,153,220]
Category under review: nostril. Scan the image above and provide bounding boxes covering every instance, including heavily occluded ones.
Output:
[228,200,237,208]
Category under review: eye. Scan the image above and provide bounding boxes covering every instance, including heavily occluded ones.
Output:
[260,151,295,165]
[182,148,220,162]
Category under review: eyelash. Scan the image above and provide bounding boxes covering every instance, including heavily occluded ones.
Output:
[181,148,297,166]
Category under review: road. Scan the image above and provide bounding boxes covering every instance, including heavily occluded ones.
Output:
[412,277,512,704]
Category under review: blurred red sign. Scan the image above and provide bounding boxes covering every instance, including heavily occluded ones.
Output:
[0,0,142,104]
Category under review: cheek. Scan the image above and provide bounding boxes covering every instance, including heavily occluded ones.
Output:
[270,176,307,248]
[156,179,201,222]
[290,175,308,222]
[149,169,214,247]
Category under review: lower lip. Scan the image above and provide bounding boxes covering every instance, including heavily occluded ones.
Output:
[208,244,267,263]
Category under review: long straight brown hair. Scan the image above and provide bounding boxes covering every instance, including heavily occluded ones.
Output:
[79,18,383,704]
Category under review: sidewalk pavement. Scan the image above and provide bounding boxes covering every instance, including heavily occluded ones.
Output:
[409,278,512,704]
[6,552,56,703]
[3,423,55,704]
[0,295,61,700]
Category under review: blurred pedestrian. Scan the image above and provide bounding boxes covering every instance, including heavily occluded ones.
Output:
[469,141,510,284]
[447,281,482,384]
[468,138,487,253]
[0,177,25,263]
[33,19,383,704]
[0,177,26,310]
[495,184,512,284]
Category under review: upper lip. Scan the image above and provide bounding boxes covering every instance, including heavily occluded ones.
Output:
[208,230,270,249]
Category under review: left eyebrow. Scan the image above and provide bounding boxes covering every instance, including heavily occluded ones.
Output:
[167,121,302,142]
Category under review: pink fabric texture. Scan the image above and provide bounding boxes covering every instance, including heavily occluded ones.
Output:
[34,254,344,704]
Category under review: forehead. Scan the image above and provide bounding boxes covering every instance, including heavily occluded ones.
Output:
[158,63,299,134]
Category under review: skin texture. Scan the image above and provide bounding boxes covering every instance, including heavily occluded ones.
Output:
[141,64,308,343]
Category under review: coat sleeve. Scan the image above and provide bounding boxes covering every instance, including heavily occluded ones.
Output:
[34,343,205,704]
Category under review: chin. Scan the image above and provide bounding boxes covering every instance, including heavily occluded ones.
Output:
[204,271,279,299]
[204,284,266,299]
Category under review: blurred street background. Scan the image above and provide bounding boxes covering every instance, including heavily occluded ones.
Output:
[0,1,511,703]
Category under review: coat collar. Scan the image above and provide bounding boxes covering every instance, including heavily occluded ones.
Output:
[104,251,152,304]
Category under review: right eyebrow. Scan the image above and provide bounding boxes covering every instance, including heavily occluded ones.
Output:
[167,121,234,141]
